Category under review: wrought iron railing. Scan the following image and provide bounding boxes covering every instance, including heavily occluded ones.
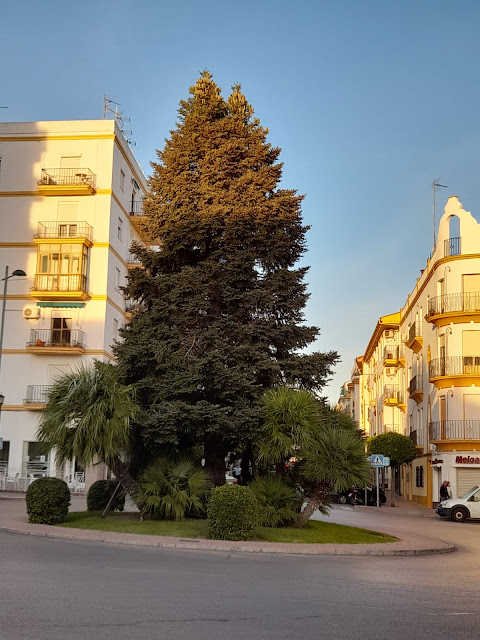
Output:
[408,375,423,395]
[127,256,143,265]
[383,385,404,404]
[35,221,93,241]
[38,168,96,188]
[130,200,144,215]
[32,274,87,293]
[27,329,86,349]
[407,321,422,343]
[23,385,53,404]
[427,291,480,317]
[429,356,480,379]
[384,424,402,434]
[444,236,461,257]
[429,420,480,440]
[383,345,404,361]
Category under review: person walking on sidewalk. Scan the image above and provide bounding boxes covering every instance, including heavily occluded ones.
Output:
[440,480,451,502]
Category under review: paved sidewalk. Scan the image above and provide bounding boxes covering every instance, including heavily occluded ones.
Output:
[0,492,454,556]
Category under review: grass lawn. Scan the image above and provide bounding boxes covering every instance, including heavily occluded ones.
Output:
[61,512,396,544]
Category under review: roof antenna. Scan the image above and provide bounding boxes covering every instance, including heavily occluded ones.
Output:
[103,96,135,147]
[433,179,447,251]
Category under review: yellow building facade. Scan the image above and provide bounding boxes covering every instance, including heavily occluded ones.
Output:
[340,196,480,507]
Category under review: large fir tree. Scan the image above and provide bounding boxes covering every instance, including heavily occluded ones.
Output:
[115,71,338,483]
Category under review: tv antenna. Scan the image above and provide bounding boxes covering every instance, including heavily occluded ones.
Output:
[103,96,135,147]
[432,179,447,251]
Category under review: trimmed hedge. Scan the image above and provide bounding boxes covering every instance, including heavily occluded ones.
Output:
[86,479,125,512]
[207,485,259,541]
[26,477,71,525]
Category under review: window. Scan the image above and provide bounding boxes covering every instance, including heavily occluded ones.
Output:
[115,267,121,289]
[415,466,424,488]
[60,156,81,169]
[117,217,123,241]
[120,169,125,192]
[113,318,118,341]
[51,318,72,345]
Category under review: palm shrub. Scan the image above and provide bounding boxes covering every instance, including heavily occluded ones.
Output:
[26,477,71,525]
[87,479,125,512]
[249,476,301,527]
[135,458,211,521]
[207,485,260,541]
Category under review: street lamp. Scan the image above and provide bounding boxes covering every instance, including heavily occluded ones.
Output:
[0,267,27,449]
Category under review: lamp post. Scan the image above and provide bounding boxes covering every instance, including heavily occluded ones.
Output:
[0,267,27,449]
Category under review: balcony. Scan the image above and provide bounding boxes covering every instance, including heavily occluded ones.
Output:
[426,291,480,327]
[23,385,53,406]
[429,420,480,442]
[27,329,86,354]
[38,168,96,196]
[444,236,461,258]
[408,375,423,404]
[34,221,93,245]
[383,385,405,410]
[125,298,144,319]
[429,356,480,388]
[30,274,89,301]
[405,321,423,353]
[409,429,424,451]
[383,345,405,367]
[129,200,153,243]
[384,424,402,434]
[126,256,143,269]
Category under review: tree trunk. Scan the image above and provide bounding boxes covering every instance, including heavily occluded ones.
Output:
[109,457,136,496]
[297,481,329,527]
[275,461,285,476]
[390,465,395,507]
[204,437,226,486]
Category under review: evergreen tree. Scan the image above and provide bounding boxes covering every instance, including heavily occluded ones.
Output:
[115,71,338,484]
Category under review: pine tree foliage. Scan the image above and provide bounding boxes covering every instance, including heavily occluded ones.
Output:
[116,71,339,476]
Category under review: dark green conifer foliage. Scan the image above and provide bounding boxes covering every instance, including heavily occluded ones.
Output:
[115,72,339,483]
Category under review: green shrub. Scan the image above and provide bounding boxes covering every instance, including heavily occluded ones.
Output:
[135,458,211,521]
[86,480,126,512]
[26,477,71,525]
[207,485,260,541]
[249,476,301,527]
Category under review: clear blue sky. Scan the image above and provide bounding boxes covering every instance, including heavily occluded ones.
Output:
[3,1,480,401]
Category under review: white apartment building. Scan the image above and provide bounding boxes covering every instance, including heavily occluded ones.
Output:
[340,196,480,507]
[0,119,148,491]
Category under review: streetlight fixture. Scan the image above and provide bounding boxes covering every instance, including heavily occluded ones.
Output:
[0,267,27,449]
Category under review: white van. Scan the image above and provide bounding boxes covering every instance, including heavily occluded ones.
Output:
[435,485,480,522]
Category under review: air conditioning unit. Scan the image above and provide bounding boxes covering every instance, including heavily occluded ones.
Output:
[385,330,395,339]
[23,306,41,319]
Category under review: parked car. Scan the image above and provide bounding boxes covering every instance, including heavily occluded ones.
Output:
[335,486,386,505]
[225,473,238,485]
[435,485,480,522]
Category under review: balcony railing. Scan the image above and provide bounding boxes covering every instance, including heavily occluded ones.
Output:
[27,329,86,349]
[383,385,405,405]
[427,292,480,318]
[383,345,404,361]
[408,321,422,343]
[429,420,480,441]
[35,221,93,241]
[23,385,53,404]
[38,168,96,188]
[429,356,480,379]
[384,424,402,434]
[444,236,461,258]
[130,201,144,215]
[127,256,143,265]
[32,274,87,293]
[408,375,423,394]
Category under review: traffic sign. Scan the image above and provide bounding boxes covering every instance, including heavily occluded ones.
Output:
[383,457,390,467]
[370,454,384,467]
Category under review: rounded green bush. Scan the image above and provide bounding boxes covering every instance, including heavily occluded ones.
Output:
[26,477,71,525]
[86,479,125,512]
[249,476,301,527]
[207,485,260,541]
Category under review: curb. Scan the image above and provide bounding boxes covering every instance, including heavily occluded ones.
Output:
[0,524,455,556]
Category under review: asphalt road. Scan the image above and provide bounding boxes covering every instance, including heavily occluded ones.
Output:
[1,531,480,640]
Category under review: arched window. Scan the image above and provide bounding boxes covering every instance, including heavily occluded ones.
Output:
[445,215,461,256]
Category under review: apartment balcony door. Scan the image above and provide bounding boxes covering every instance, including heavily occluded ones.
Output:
[51,318,72,346]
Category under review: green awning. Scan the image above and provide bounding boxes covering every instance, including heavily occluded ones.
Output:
[37,302,85,308]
